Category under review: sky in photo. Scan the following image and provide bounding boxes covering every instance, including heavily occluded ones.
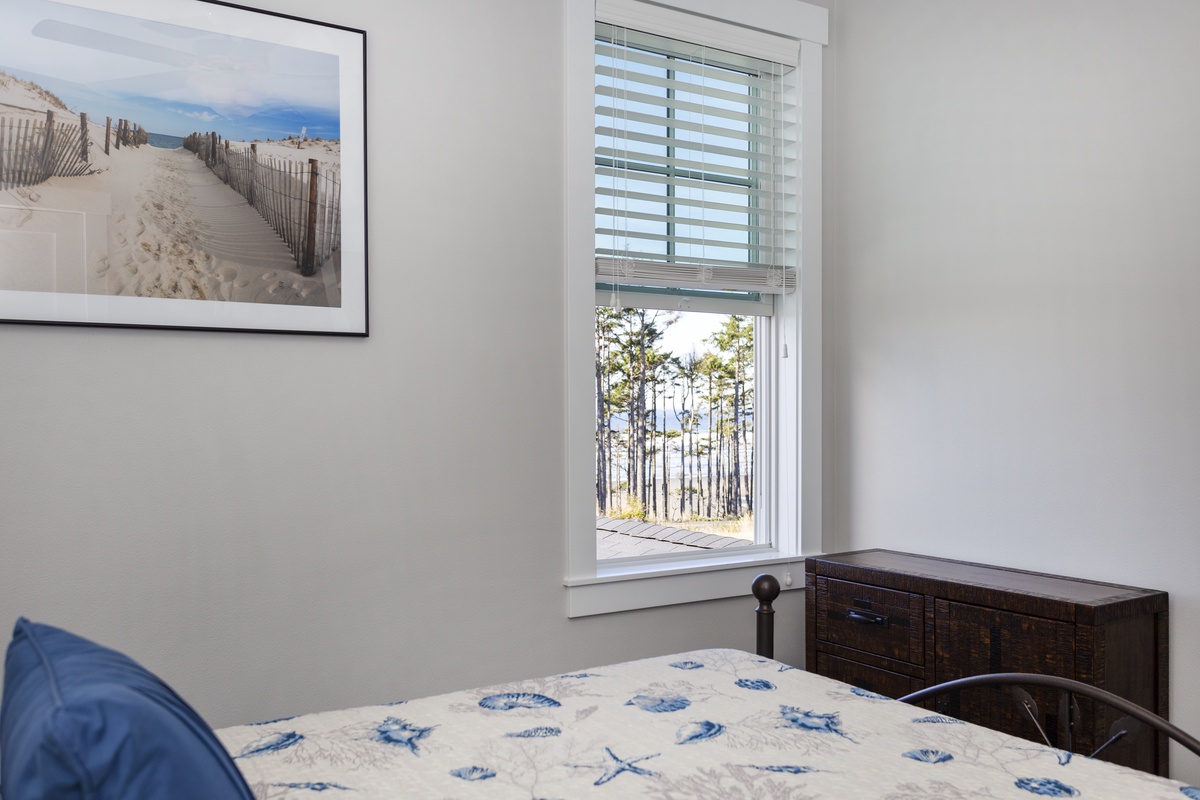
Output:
[0,0,340,141]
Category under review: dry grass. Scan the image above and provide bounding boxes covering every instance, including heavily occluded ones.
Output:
[603,493,754,540]
[0,70,70,112]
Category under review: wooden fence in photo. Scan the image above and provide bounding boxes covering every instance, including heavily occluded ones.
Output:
[0,110,92,190]
[183,131,341,277]
[0,109,146,191]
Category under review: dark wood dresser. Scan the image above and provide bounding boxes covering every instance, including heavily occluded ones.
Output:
[805,549,1170,776]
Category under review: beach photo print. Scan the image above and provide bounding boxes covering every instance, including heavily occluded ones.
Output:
[0,0,367,334]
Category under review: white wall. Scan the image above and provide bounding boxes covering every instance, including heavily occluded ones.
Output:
[0,0,805,732]
[830,0,1200,782]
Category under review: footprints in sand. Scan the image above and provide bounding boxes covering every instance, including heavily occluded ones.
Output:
[99,147,333,306]
[259,271,325,301]
[4,187,41,229]
[12,186,41,205]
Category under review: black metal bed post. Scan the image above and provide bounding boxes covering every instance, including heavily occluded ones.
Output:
[752,573,781,659]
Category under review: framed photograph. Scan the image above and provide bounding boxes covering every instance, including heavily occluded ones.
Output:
[0,0,367,335]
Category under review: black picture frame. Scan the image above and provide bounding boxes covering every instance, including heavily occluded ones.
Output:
[0,0,367,335]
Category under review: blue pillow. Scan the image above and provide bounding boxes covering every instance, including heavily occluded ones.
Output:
[0,618,254,800]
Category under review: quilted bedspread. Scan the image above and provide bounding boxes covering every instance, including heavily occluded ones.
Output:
[216,648,1196,798]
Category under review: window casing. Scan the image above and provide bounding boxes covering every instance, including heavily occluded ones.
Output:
[564,0,826,617]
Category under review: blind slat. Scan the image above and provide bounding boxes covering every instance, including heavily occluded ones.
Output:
[596,206,784,235]
[597,249,795,272]
[595,64,792,111]
[596,152,783,187]
[594,131,787,169]
[597,186,757,216]
[597,228,792,259]
[595,104,783,147]
[597,173,773,207]
[595,84,794,127]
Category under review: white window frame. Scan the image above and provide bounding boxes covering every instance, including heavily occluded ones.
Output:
[563,0,827,618]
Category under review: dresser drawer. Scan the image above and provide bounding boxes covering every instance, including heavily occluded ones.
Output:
[814,577,924,664]
[817,653,922,700]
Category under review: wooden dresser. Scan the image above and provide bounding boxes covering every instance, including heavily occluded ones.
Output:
[805,549,1170,776]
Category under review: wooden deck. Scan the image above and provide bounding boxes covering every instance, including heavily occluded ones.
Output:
[595,516,752,559]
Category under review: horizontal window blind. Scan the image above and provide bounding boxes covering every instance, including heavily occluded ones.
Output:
[596,22,798,313]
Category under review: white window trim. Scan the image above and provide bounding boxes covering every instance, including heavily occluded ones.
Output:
[564,0,826,618]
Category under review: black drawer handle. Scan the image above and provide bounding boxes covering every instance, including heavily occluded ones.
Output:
[846,608,889,627]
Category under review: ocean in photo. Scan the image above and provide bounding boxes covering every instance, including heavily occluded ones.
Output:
[147,132,185,149]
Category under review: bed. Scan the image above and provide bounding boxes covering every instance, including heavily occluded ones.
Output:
[217,646,1195,799]
[3,581,1198,799]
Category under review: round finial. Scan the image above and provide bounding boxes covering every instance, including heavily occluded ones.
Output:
[752,573,781,604]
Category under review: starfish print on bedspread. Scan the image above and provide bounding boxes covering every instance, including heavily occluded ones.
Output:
[373,717,434,755]
[568,746,661,786]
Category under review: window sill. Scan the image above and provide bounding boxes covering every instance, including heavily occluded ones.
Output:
[565,551,806,617]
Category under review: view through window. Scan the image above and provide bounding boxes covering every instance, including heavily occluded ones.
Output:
[569,0,823,615]
[595,306,756,558]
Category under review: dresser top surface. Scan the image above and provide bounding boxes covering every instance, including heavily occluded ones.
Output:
[808,549,1167,608]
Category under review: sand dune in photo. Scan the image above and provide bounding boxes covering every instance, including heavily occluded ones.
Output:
[0,72,340,307]
[89,145,338,306]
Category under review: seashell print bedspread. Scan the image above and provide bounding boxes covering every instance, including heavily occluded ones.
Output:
[216,648,1196,798]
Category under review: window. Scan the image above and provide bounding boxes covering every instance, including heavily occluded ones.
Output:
[595,20,790,563]
[565,0,827,617]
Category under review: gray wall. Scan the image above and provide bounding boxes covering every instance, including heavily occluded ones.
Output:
[0,0,804,732]
[4,0,1199,785]
[830,0,1200,782]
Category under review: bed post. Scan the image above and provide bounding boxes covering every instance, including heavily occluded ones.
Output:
[752,573,781,659]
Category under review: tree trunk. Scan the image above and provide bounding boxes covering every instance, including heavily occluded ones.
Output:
[731,377,742,517]
[649,380,657,518]
[705,377,714,518]
[661,384,669,520]
[595,354,607,515]
[636,313,647,512]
